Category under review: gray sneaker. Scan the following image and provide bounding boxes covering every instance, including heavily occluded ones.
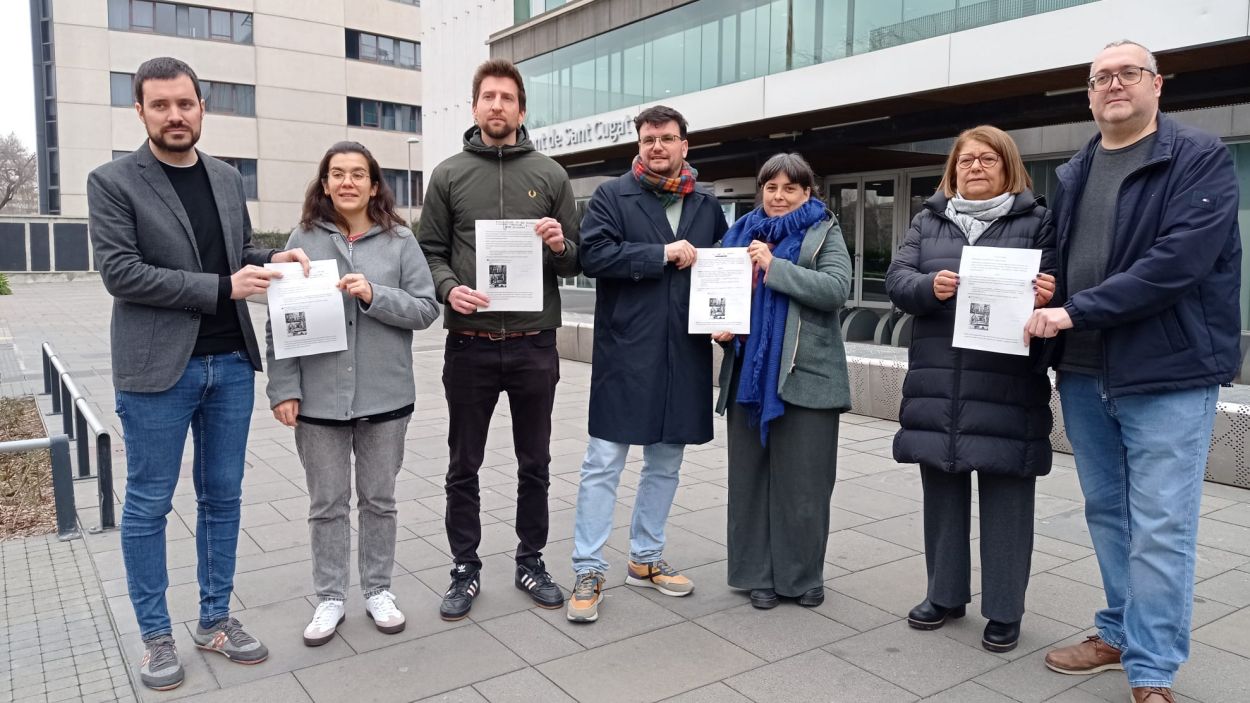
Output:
[139,634,184,691]
[192,617,269,664]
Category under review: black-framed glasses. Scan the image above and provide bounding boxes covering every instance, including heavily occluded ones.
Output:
[956,153,1000,170]
[1087,66,1156,91]
[639,134,683,147]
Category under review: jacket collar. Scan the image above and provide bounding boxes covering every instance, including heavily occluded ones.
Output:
[1056,111,1176,188]
[134,142,242,270]
[462,124,536,158]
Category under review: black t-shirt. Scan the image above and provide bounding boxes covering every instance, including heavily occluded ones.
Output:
[160,158,246,355]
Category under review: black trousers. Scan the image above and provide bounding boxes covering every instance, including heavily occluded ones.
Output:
[725,363,840,597]
[920,465,1036,623]
[442,330,560,568]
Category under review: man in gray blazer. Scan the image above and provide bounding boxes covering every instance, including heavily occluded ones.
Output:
[88,57,309,691]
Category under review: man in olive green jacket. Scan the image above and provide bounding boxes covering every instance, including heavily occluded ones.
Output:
[418,59,580,621]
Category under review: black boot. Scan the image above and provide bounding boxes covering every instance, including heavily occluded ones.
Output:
[907,599,966,630]
[749,589,779,609]
[797,586,825,608]
[982,619,1021,653]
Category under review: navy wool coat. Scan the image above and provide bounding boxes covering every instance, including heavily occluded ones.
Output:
[579,172,728,445]
[885,189,1056,477]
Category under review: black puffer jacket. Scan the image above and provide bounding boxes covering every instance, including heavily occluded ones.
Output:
[885,190,1056,477]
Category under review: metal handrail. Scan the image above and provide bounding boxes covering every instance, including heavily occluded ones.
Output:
[40,343,116,531]
[0,435,80,541]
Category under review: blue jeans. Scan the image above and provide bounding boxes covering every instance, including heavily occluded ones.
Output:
[571,436,685,575]
[117,352,254,639]
[1057,372,1217,688]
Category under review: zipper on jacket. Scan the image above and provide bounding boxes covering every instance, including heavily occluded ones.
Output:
[788,226,830,374]
[498,148,507,336]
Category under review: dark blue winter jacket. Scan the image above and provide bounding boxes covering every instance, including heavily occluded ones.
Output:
[1052,112,1242,396]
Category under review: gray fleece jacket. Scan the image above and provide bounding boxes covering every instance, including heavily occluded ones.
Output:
[265,221,440,420]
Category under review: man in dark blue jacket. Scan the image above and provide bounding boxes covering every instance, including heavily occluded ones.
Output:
[1026,41,1241,703]
[565,106,728,623]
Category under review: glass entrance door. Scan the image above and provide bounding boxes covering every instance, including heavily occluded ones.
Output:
[824,175,897,308]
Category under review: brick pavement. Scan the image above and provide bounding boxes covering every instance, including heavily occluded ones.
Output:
[1,278,1248,703]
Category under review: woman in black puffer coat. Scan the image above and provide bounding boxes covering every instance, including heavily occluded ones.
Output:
[885,125,1056,654]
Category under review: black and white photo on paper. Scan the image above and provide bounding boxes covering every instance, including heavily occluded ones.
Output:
[969,303,990,330]
[285,311,308,337]
[709,297,726,320]
[489,264,508,288]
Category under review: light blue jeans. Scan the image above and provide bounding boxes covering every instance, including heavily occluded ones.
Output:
[1057,371,1217,688]
[571,436,685,575]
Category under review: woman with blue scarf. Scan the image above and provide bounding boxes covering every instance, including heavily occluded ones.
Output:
[713,153,852,610]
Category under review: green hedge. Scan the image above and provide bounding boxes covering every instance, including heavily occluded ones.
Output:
[251,231,290,250]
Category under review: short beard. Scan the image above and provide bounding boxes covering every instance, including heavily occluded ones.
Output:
[481,121,517,142]
[148,126,199,153]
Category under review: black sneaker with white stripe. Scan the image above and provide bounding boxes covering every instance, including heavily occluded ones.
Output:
[515,558,564,608]
[439,563,480,621]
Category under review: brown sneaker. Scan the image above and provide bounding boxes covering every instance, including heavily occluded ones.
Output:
[625,559,693,597]
[1131,687,1175,703]
[1044,634,1124,675]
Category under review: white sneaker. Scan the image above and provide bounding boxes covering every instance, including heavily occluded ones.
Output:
[365,590,406,634]
[303,600,345,647]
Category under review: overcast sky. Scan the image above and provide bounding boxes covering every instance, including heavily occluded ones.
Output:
[0,1,37,149]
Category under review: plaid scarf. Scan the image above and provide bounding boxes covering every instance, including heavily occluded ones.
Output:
[632,156,698,208]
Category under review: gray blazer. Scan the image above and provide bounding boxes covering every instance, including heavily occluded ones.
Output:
[87,142,276,392]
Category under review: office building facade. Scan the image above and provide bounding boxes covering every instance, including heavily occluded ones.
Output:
[30,0,425,232]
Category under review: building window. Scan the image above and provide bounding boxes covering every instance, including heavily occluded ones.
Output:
[516,0,1099,128]
[346,30,421,70]
[347,98,421,133]
[380,169,423,209]
[110,73,255,116]
[110,73,133,107]
[390,0,420,5]
[107,0,252,44]
[218,157,259,200]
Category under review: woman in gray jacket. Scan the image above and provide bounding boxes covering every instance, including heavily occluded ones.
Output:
[266,142,439,646]
[714,153,853,609]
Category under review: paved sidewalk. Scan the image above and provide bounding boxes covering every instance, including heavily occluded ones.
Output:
[2,279,1248,703]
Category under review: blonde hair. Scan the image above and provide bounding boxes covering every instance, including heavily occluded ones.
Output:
[938,125,1032,198]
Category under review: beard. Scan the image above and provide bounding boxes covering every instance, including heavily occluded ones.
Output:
[148,123,200,153]
[480,119,518,142]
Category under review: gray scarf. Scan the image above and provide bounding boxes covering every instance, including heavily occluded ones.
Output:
[945,192,1014,244]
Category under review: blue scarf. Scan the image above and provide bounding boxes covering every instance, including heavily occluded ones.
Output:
[722,197,828,445]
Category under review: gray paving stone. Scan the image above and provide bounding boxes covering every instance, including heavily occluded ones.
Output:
[1019,573,1109,628]
[473,667,575,703]
[1192,605,1250,658]
[539,622,762,703]
[176,673,312,702]
[826,528,918,572]
[414,688,488,703]
[532,586,683,650]
[294,625,525,703]
[625,560,752,620]
[832,482,923,520]
[659,682,752,702]
[919,681,1018,702]
[725,648,917,703]
[604,523,726,571]
[1194,568,1250,607]
[973,646,1089,703]
[1196,517,1250,557]
[826,621,1004,698]
[938,597,1080,661]
[1171,640,1250,702]
[478,610,585,666]
[697,603,857,661]
[827,554,930,617]
[230,561,314,609]
[393,536,454,574]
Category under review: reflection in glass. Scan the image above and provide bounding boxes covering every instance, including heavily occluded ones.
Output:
[862,179,895,303]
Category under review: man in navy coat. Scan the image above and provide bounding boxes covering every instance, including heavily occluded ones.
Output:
[1026,40,1241,703]
[566,106,728,623]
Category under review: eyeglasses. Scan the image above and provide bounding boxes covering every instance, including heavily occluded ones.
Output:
[1087,66,1156,91]
[956,153,1000,170]
[639,134,683,147]
[326,170,370,185]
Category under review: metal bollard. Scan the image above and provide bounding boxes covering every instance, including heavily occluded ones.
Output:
[49,436,81,541]
[98,433,116,530]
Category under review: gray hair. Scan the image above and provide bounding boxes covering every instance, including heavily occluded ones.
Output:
[1095,40,1159,75]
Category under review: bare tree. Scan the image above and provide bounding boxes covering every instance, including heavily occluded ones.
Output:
[0,133,39,214]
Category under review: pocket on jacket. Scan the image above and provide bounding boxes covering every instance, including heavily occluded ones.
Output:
[1159,308,1190,353]
[114,306,157,375]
